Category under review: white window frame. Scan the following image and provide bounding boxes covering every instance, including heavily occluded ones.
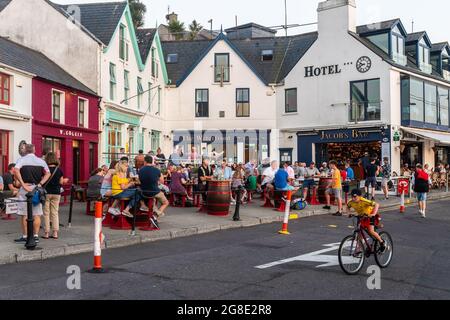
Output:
[51,89,65,124]
[78,97,89,128]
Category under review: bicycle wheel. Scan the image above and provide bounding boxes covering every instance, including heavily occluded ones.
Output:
[338,235,365,275]
[374,232,394,268]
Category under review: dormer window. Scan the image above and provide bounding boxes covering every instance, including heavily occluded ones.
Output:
[391,26,406,65]
[418,38,432,74]
[167,53,178,64]
[261,50,274,61]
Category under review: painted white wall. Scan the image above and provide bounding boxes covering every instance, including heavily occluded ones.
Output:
[0,66,32,161]
[0,0,100,92]
[165,39,277,160]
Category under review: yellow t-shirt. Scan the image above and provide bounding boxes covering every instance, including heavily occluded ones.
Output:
[332,169,342,189]
[347,198,376,216]
[112,175,129,196]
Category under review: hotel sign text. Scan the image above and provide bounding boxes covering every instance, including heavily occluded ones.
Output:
[305,64,342,78]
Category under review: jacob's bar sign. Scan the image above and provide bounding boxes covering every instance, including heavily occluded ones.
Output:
[320,129,370,140]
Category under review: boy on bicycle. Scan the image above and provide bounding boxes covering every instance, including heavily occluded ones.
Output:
[347,189,386,252]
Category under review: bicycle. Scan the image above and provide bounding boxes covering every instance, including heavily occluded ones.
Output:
[338,214,393,275]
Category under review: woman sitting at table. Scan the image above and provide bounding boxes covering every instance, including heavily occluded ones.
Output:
[112,162,148,218]
[231,169,247,204]
[169,167,193,201]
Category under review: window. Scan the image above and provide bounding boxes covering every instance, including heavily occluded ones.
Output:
[89,143,96,174]
[119,24,126,60]
[78,98,87,128]
[391,30,406,65]
[410,78,424,122]
[195,89,209,117]
[151,48,158,78]
[261,50,274,61]
[0,73,10,105]
[42,137,61,158]
[151,130,161,152]
[157,87,161,115]
[350,79,381,122]
[137,77,143,109]
[236,88,250,117]
[108,122,122,162]
[124,70,130,105]
[214,53,230,83]
[52,91,61,123]
[438,87,449,126]
[148,82,152,112]
[424,83,437,124]
[167,53,178,63]
[285,88,297,113]
[109,63,116,101]
[366,33,389,54]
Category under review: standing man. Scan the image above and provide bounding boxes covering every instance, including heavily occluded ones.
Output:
[13,144,51,243]
[324,160,343,216]
[302,162,320,200]
[380,157,391,200]
[361,152,371,179]
[134,150,145,172]
[139,155,169,228]
[365,158,379,200]
[198,158,213,203]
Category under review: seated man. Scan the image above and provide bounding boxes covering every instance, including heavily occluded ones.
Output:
[347,189,386,252]
[139,155,169,228]
[274,164,299,192]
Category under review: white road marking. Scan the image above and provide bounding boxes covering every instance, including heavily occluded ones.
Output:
[255,243,358,269]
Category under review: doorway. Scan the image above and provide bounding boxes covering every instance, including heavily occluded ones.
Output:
[0,131,8,173]
[73,140,81,184]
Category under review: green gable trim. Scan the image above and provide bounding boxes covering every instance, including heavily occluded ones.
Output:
[155,32,169,85]
[103,4,145,71]
[107,109,141,126]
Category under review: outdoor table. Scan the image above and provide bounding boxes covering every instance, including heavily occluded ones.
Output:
[207,180,232,216]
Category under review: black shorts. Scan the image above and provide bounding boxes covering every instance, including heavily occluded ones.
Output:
[365,177,377,188]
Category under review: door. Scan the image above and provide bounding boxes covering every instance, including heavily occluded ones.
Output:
[73,140,81,184]
[279,148,293,164]
[0,131,8,173]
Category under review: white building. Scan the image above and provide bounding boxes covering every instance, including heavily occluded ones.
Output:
[277,0,450,176]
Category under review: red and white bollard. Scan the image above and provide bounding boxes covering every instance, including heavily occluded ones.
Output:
[398,179,409,214]
[91,201,105,273]
[400,190,406,213]
[279,191,292,235]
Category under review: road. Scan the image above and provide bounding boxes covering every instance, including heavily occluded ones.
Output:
[0,199,449,300]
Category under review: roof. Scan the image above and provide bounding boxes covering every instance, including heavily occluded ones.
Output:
[350,31,450,85]
[136,28,156,63]
[356,18,401,35]
[431,42,449,53]
[0,36,97,95]
[225,23,277,34]
[161,32,318,86]
[57,1,127,45]
[406,31,427,44]
[0,0,11,12]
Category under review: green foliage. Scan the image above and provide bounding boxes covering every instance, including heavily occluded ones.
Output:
[168,20,186,40]
[129,0,147,29]
[189,20,203,40]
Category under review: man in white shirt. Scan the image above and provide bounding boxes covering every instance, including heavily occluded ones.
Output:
[261,160,278,191]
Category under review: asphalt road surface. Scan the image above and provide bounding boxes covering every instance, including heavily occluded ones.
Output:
[0,199,449,300]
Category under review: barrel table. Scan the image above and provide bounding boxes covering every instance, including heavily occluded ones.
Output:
[318,177,335,204]
[207,180,232,216]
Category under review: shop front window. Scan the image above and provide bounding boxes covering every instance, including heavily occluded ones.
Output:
[108,122,122,162]
[410,78,425,122]
[350,79,381,122]
[42,137,62,159]
[425,83,437,124]
[435,147,449,166]
[439,87,449,127]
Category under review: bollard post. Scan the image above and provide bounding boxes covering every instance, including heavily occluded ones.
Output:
[68,185,75,228]
[279,190,292,235]
[233,186,243,221]
[400,190,406,213]
[90,201,105,273]
[25,191,37,250]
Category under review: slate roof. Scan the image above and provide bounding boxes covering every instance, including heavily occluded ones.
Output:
[406,31,427,44]
[431,42,449,53]
[136,28,157,63]
[349,31,450,85]
[356,18,401,35]
[0,36,97,95]
[161,32,318,86]
[0,0,11,12]
[57,1,127,45]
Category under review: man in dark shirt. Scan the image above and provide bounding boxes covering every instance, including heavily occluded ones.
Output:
[2,163,18,195]
[134,150,145,172]
[197,158,212,202]
[14,144,51,243]
[365,158,379,201]
[139,156,169,225]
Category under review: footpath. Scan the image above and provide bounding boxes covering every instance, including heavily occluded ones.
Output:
[0,190,449,265]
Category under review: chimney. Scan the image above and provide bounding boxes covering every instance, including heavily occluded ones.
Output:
[166,12,178,24]
[317,0,356,38]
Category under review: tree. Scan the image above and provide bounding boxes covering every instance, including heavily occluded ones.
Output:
[168,20,186,40]
[129,0,146,29]
[189,20,203,40]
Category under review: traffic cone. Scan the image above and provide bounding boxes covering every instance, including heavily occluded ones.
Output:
[279,191,292,235]
[400,191,406,213]
[91,201,105,273]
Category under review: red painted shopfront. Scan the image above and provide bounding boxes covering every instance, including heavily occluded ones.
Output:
[32,78,100,184]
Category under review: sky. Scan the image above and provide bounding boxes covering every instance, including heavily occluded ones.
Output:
[55,0,450,43]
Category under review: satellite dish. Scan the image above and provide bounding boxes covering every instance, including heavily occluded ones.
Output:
[18,140,27,157]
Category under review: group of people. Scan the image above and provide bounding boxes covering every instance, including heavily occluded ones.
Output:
[0,144,68,243]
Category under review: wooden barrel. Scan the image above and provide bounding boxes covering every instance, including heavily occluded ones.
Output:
[318,178,335,204]
[207,180,232,216]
